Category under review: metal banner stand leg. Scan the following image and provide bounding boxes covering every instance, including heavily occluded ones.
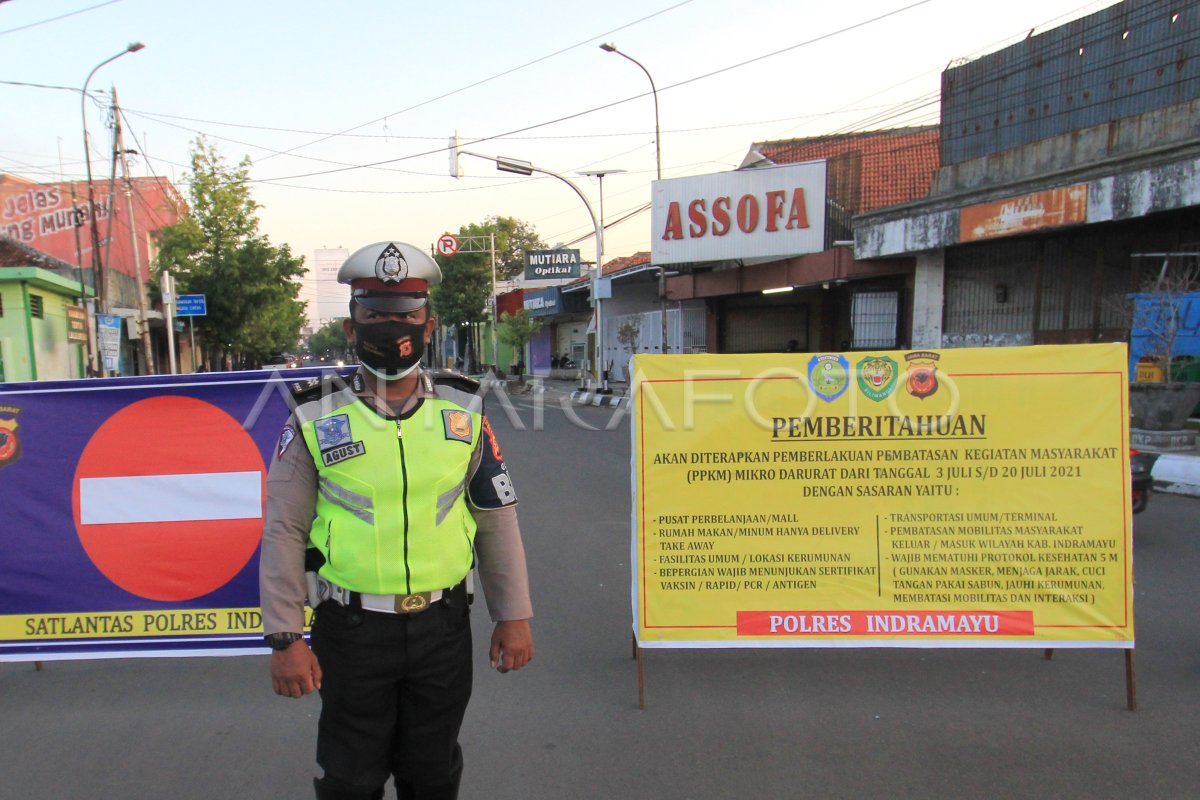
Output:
[1125,649,1137,711]
[636,643,645,710]
[1043,647,1136,710]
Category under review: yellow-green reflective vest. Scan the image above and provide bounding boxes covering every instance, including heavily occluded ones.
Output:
[297,386,481,594]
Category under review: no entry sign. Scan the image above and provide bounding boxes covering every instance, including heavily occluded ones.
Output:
[71,396,265,602]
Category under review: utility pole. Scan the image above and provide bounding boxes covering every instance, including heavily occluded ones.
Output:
[61,140,99,375]
[489,231,498,373]
[113,87,156,374]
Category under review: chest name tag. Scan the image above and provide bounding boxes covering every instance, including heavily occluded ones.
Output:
[322,441,366,466]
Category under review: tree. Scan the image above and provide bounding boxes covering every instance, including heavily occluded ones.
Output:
[617,321,640,352]
[1131,253,1200,382]
[490,216,546,281]
[431,216,544,371]
[497,309,542,379]
[308,318,349,362]
[155,138,306,369]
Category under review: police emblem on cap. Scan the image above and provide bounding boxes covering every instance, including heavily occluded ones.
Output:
[375,243,410,284]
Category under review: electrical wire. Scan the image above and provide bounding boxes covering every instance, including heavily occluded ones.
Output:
[0,0,124,36]
[255,0,697,163]
[246,0,938,185]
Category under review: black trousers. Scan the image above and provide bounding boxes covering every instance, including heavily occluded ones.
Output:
[311,586,473,794]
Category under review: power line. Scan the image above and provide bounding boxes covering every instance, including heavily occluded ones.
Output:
[247,0,936,185]
[120,102,911,141]
[255,0,698,163]
[0,0,124,36]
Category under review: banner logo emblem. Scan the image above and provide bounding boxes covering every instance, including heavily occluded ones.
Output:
[856,356,898,402]
[905,351,941,399]
[808,354,850,402]
[0,406,22,468]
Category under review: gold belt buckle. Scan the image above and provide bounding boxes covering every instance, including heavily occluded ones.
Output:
[395,592,431,613]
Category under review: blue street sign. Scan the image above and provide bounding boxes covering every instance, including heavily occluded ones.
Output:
[176,294,207,316]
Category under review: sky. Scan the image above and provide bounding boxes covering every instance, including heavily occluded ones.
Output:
[1,0,1119,318]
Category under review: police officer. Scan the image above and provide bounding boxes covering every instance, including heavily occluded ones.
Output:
[260,241,534,800]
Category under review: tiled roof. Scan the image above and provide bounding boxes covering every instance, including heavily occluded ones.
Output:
[0,235,77,273]
[602,251,652,277]
[754,126,940,213]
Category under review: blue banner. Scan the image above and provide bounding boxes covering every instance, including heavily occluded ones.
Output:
[0,368,340,661]
[1129,292,1200,377]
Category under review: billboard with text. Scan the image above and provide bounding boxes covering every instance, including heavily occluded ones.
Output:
[0,369,334,661]
[631,345,1133,649]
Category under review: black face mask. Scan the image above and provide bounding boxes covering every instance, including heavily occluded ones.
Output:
[352,320,426,380]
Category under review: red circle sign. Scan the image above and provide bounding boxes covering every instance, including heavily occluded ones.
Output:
[436,233,459,257]
[71,396,266,602]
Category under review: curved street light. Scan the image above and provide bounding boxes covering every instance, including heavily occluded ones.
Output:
[599,43,660,180]
[80,42,145,317]
[462,151,607,386]
[600,42,670,354]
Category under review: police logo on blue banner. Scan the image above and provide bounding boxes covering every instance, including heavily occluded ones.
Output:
[0,404,23,469]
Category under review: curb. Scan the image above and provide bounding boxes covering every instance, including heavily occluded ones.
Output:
[1151,453,1200,498]
[570,389,627,407]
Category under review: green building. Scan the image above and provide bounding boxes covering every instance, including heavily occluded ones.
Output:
[0,237,93,382]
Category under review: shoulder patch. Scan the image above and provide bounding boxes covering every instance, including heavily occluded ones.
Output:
[277,425,296,459]
[442,409,473,443]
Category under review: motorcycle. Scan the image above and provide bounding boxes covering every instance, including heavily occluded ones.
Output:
[1130,447,1159,514]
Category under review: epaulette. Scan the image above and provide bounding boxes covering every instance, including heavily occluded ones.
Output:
[288,371,344,404]
[429,369,481,394]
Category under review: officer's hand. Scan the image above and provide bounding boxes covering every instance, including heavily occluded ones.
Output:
[490,619,533,673]
[270,639,322,698]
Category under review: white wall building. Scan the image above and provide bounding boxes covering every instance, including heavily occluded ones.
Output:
[310,248,349,327]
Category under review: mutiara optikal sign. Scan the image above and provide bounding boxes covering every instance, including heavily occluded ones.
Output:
[525,249,581,281]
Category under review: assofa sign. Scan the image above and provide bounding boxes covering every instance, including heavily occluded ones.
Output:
[651,161,827,266]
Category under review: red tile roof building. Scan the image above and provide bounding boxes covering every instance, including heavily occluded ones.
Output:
[754,126,940,215]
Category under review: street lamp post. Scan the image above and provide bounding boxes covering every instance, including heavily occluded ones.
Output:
[80,42,144,375]
[601,43,670,354]
[461,151,605,387]
[580,169,624,392]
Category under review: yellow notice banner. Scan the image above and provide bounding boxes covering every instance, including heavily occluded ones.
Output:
[631,344,1133,648]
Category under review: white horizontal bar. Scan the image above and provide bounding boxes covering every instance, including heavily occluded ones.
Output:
[80,472,262,524]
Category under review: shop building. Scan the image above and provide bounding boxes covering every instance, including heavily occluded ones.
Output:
[0,237,94,381]
[854,0,1200,352]
[660,128,940,354]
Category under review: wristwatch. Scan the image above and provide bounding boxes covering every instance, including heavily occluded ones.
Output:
[264,632,303,651]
